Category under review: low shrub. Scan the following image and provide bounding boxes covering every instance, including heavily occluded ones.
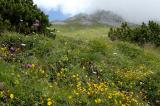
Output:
[108,21,160,47]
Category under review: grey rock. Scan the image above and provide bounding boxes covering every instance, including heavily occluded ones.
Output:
[65,10,125,26]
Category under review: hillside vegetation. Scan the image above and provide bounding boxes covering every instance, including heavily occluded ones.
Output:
[0,0,49,34]
[53,24,110,39]
[0,1,160,105]
[0,23,160,106]
[109,21,160,47]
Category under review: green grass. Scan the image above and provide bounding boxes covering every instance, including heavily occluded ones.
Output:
[53,24,110,40]
[0,25,160,106]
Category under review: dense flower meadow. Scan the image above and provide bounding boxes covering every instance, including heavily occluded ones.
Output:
[0,32,160,106]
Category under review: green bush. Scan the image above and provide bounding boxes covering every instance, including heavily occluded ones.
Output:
[45,28,56,39]
[108,21,160,47]
[0,0,49,34]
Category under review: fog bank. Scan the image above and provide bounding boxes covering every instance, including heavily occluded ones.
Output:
[33,0,160,23]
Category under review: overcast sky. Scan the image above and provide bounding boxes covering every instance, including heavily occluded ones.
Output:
[33,0,160,23]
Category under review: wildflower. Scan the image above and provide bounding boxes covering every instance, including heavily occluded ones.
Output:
[73,90,79,96]
[47,101,52,106]
[10,93,14,99]
[82,66,85,70]
[68,95,72,100]
[21,43,26,47]
[72,75,76,78]
[20,19,23,22]
[17,74,20,78]
[92,71,97,74]
[25,64,32,68]
[57,73,61,77]
[113,52,117,55]
[47,98,51,101]
[40,69,45,74]
[87,92,92,96]
[132,98,138,103]
[0,91,3,97]
[32,64,35,68]
[61,68,65,71]
[49,85,53,88]
[95,98,102,104]
[9,47,15,53]
[77,82,81,87]
[76,77,80,81]
[47,98,53,106]
[14,80,19,85]
[108,95,112,99]
[1,47,5,51]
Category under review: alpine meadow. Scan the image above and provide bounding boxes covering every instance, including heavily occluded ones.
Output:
[0,0,160,106]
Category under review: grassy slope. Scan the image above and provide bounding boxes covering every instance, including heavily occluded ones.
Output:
[53,24,110,40]
[0,24,160,106]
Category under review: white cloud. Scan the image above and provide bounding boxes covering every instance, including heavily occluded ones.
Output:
[33,0,160,23]
[33,0,90,15]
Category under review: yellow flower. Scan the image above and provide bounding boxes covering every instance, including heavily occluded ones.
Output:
[73,90,79,96]
[47,98,51,101]
[10,94,14,99]
[87,92,92,96]
[108,95,112,99]
[40,69,45,74]
[47,101,52,106]
[61,68,65,71]
[32,64,35,68]
[95,98,102,104]
[47,98,53,106]
[49,85,53,88]
[72,75,76,78]
[0,91,3,97]
[17,74,20,78]
[57,73,61,77]
[1,47,6,51]
[76,77,80,81]
[68,95,72,100]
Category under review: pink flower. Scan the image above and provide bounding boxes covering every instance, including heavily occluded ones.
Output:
[25,64,32,68]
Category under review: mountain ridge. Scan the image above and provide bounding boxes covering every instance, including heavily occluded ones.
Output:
[52,10,126,26]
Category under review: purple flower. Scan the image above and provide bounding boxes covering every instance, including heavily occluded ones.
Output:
[25,64,32,68]
[9,47,15,53]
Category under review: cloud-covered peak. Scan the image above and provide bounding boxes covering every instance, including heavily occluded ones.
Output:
[33,0,160,23]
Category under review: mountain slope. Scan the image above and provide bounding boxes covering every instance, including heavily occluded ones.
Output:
[65,10,125,26]
[0,27,160,105]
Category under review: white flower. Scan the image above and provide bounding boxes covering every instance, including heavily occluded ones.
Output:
[113,52,117,55]
[21,43,26,47]
[93,71,97,74]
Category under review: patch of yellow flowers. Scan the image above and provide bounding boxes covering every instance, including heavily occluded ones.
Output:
[47,98,53,106]
[95,98,102,104]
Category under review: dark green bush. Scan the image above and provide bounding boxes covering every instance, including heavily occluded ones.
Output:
[0,0,49,34]
[108,21,160,47]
